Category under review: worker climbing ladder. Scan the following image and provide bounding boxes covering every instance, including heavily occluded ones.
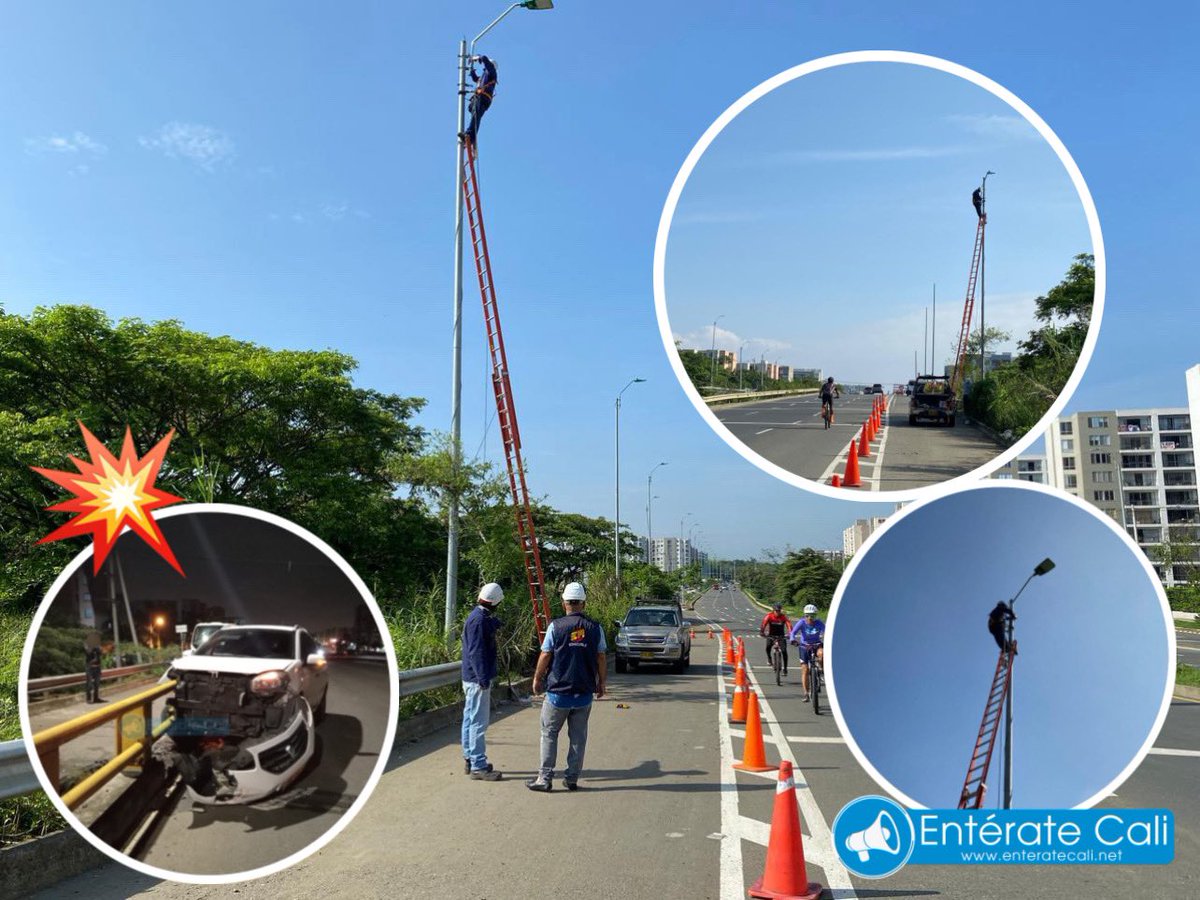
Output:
[949,215,986,394]
[957,646,1014,809]
[461,137,553,642]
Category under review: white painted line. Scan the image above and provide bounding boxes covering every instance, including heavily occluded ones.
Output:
[1148,747,1200,757]
[745,664,857,894]
[695,610,745,900]
[786,736,846,744]
[755,429,773,435]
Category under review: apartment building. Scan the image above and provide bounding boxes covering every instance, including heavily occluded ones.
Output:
[843,516,889,556]
[1043,365,1200,585]
[646,536,706,573]
[991,454,1047,483]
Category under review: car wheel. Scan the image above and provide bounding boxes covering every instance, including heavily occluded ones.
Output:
[682,650,691,670]
[314,689,328,724]
[616,657,628,674]
[628,660,640,673]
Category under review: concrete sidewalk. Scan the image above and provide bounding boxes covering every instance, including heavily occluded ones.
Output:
[32,662,726,898]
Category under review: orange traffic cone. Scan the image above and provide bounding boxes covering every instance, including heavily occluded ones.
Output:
[737,638,746,665]
[725,639,735,666]
[866,414,876,442]
[858,423,871,458]
[748,760,823,900]
[734,659,746,688]
[842,439,861,487]
[733,691,772,772]
[708,629,714,640]
[729,681,748,723]
[831,474,842,487]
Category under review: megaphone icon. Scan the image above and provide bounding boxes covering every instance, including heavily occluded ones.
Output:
[845,811,901,862]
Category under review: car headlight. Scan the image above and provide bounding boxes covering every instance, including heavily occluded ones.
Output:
[249,670,289,695]
[615,633,628,647]
[664,634,680,647]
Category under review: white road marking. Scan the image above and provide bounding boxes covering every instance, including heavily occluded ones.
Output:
[1148,747,1200,757]
[787,736,846,744]
[695,610,746,900]
[756,429,773,435]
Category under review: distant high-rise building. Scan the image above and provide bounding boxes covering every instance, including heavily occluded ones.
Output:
[991,454,1047,483]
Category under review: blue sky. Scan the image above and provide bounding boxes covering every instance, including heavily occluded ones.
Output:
[0,2,1195,560]
[667,61,1091,386]
[829,486,1171,809]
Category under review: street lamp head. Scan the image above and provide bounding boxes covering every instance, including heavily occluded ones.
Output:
[1033,557,1055,576]
[521,0,554,9]
[634,377,646,384]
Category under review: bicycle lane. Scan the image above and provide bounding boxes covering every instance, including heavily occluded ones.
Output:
[693,591,857,900]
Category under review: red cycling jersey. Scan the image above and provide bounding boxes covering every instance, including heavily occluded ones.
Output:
[761,611,791,636]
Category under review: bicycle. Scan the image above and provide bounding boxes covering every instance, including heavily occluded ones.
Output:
[766,635,787,685]
[803,643,825,715]
[821,401,833,429]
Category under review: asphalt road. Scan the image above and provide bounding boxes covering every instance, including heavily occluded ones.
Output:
[713,394,1002,490]
[698,587,1200,899]
[1177,627,1200,666]
[32,595,1199,897]
[135,657,391,876]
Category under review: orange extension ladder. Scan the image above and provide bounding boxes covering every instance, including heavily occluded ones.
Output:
[949,216,986,394]
[462,138,552,643]
[957,646,1014,809]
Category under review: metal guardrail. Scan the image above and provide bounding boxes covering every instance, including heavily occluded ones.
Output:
[26,663,160,695]
[397,661,461,698]
[703,387,818,407]
[0,740,40,801]
[2,660,467,804]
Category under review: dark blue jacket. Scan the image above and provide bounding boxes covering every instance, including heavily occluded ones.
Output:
[545,612,601,696]
[462,605,499,686]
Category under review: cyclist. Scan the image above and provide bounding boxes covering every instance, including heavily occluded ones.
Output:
[819,377,840,423]
[789,604,826,702]
[760,602,792,675]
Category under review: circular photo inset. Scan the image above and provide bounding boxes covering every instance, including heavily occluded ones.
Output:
[19,504,397,882]
[826,483,1173,809]
[655,52,1103,499]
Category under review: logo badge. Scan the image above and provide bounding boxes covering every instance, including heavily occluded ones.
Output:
[832,795,915,878]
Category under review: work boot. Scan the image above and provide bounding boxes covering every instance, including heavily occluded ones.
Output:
[470,768,502,781]
[525,777,552,792]
[564,780,580,792]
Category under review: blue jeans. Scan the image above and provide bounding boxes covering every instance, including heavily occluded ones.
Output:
[461,681,492,772]
[538,701,591,783]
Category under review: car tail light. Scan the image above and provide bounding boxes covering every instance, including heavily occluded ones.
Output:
[249,670,288,695]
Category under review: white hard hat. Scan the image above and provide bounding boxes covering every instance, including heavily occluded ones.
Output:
[803,604,818,615]
[478,583,504,604]
[562,582,586,602]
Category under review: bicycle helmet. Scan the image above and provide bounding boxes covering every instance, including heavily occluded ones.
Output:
[803,604,818,615]
[772,602,783,611]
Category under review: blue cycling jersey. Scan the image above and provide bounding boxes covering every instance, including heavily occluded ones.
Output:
[789,618,825,646]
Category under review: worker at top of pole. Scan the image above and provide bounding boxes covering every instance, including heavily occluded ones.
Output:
[987,601,1016,655]
[972,186,985,222]
[462,54,498,145]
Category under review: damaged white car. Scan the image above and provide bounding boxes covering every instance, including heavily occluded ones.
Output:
[154,625,329,804]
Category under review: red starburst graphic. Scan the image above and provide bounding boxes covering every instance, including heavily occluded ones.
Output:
[32,423,185,575]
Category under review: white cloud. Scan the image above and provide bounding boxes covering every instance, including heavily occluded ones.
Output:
[276,202,369,225]
[673,325,792,358]
[946,113,1039,142]
[24,131,107,155]
[139,122,235,170]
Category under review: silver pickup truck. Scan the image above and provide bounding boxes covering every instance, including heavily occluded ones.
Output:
[613,600,692,674]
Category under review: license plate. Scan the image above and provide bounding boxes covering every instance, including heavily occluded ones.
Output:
[639,651,655,659]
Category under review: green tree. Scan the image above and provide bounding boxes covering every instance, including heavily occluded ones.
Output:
[776,548,841,611]
[0,305,436,609]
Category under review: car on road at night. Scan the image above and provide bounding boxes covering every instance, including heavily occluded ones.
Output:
[613,600,692,674]
[154,625,330,804]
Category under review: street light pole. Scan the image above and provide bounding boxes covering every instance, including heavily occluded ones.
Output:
[1003,556,1055,809]
[709,315,725,386]
[978,171,994,385]
[647,461,667,566]
[615,377,645,598]
[445,2,554,641]
[738,342,745,391]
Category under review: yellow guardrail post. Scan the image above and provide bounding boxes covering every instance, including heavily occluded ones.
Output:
[33,680,176,810]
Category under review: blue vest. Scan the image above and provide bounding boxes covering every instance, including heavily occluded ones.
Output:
[546,613,601,696]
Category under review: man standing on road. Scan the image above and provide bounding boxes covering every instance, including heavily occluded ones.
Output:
[760,602,791,675]
[789,604,825,703]
[84,631,103,704]
[462,582,504,781]
[526,582,606,793]
[987,601,1016,655]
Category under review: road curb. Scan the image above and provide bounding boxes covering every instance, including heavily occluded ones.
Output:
[0,827,106,900]
[1173,683,1200,702]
